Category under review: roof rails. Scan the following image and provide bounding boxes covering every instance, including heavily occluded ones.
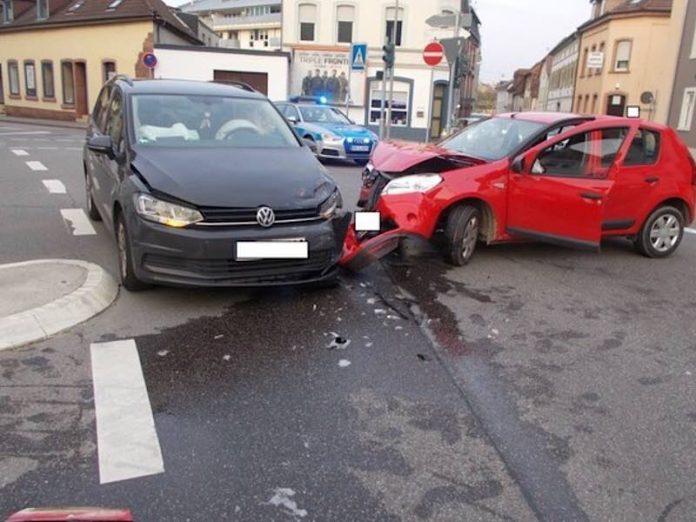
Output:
[109,74,134,86]
[210,80,257,93]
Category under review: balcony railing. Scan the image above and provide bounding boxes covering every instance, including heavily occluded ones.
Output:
[209,12,281,30]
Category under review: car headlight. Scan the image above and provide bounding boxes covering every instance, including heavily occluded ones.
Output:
[382,174,443,196]
[321,132,343,143]
[134,194,203,228]
[319,189,343,219]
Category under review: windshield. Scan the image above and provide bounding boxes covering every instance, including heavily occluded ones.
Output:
[441,117,546,160]
[299,106,351,124]
[131,94,299,148]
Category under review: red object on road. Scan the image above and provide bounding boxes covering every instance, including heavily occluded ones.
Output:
[340,112,696,270]
[423,42,445,67]
[6,508,133,522]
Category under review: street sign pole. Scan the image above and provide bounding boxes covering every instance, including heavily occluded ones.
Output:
[386,0,399,139]
[445,11,460,134]
[345,63,352,115]
[425,66,435,142]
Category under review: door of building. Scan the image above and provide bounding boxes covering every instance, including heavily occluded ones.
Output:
[429,83,447,140]
[74,62,88,117]
[607,94,626,117]
[213,70,268,95]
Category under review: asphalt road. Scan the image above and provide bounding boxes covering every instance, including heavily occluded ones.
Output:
[1,121,695,521]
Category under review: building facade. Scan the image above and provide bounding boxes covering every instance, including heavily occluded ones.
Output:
[574,0,681,122]
[667,0,695,154]
[494,80,513,113]
[0,0,201,121]
[545,33,579,112]
[281,0,481,141]
[181,0,281,50]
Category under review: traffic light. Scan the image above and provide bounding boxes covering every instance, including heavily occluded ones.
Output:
[382,42,396,69]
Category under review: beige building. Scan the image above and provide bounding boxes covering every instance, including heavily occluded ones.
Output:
[574,0,682,122]
[0,0,201,121]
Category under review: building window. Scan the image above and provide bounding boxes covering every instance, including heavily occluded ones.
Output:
[103,61,116,83]
[336,5,354,44]
[250,29,269,48]
[597,42,605,74]
[22,61,34,96]
[576,95,582,112]
[385,7,403,46]
[299,3,316,42]
[581,47,588,77]
[678,88,696,131]
[2,0,13,23]
[369,80,410,127]
[41,61,54,99]
[614,40,631,71]
[583,94,589,113]
[8,60,19,95]
[591,94,598,113]
[691,20,696,59]
[37,0,48,20]
[61,61,74,105]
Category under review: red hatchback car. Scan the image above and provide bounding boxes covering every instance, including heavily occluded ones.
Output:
[340,112,696,270]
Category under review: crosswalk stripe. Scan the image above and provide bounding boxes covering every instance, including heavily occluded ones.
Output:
[26,160,47,171]
[60,208,97,235]
[91,340,164,484]
[42,179,67,194]
[11,149,29,156]
[685,228,696,235]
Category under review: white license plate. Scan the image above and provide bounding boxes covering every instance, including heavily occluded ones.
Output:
[236,240,308,260]
[352,145,370,152]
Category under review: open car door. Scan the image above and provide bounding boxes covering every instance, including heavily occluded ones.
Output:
[506,122,632,250]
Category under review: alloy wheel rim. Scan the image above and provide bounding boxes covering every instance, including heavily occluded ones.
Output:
[461,216,479,259]
[649,214,680,252]
[117,223,127,279]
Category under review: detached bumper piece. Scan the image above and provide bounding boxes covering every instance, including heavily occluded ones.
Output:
[340,225,404,272]
[6,507,133,522]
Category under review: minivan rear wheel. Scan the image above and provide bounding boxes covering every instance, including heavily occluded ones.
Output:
[444,205,481,266]
[634,205,684,258]
[116,213,150,291]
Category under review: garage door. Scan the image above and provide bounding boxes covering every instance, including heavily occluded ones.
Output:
[213,70,269,95]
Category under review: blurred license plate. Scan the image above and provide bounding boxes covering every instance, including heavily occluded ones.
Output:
[352,145,370,152]
[236,240,308,260]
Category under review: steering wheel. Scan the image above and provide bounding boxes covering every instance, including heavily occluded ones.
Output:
[222,126,263,141]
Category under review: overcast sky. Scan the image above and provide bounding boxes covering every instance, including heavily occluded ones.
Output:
[164,0,592,84]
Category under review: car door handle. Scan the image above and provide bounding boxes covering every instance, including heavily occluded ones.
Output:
[644,176,659,184]
[580,191,603,201]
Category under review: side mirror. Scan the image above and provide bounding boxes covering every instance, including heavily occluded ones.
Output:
[87,134,114,158]
[510,155,525,174]
[287,116,299,125]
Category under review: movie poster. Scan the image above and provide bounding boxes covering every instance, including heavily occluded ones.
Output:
[291,49,365,106]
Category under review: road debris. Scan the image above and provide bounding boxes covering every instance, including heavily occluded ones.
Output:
[157,350,169,357]
[268,488,308,518]
[338,359,351,368]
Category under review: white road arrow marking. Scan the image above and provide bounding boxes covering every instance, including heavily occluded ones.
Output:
[91,340,164,484]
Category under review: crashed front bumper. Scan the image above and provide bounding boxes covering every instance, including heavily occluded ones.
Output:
[339,192,438,271]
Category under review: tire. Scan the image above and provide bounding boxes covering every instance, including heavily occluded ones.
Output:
[444,205,481,266]
[634,205,684,258]
[116,212,150,291]
[85,173,102,222]
[354,159,370,167]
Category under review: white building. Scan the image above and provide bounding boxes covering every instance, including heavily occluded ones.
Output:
[546,33,579,113]
[281,0,481,141]
[495,81,513,113]
[181,0,282,50]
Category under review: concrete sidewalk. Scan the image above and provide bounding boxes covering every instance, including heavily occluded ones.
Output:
[0,114,87,131]
[0,259,117,350]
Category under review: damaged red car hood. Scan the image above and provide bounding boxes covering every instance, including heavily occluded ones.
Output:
[370,140,486,173]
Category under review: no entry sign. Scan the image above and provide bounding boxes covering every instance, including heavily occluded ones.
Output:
[423,42,445,67]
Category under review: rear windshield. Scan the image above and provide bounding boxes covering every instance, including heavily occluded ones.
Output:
[131,94,300,148]
[441,117,546,161]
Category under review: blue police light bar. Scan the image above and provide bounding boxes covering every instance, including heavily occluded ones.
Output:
[319,96,328,105]
[288,95,328,105]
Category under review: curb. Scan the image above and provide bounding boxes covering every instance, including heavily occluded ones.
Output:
[0,259,118,351]
[0,115,87,131]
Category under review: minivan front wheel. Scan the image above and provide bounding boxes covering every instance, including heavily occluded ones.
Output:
[634,205,684,258]
[445,205,481,266]
[116,213,149,291]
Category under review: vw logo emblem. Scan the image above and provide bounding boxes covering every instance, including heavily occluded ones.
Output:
[256,206,275,227]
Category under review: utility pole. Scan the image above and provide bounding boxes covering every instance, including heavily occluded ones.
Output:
[386,0,399,139]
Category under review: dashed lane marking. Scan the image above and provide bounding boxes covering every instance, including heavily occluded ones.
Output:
[60,208,97,236]
[26,160,48,171]
[42,180,67,194]
[37,147,59,150]
[11,149,29,156]
[91,340,165,484]
[0,131,51,137]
